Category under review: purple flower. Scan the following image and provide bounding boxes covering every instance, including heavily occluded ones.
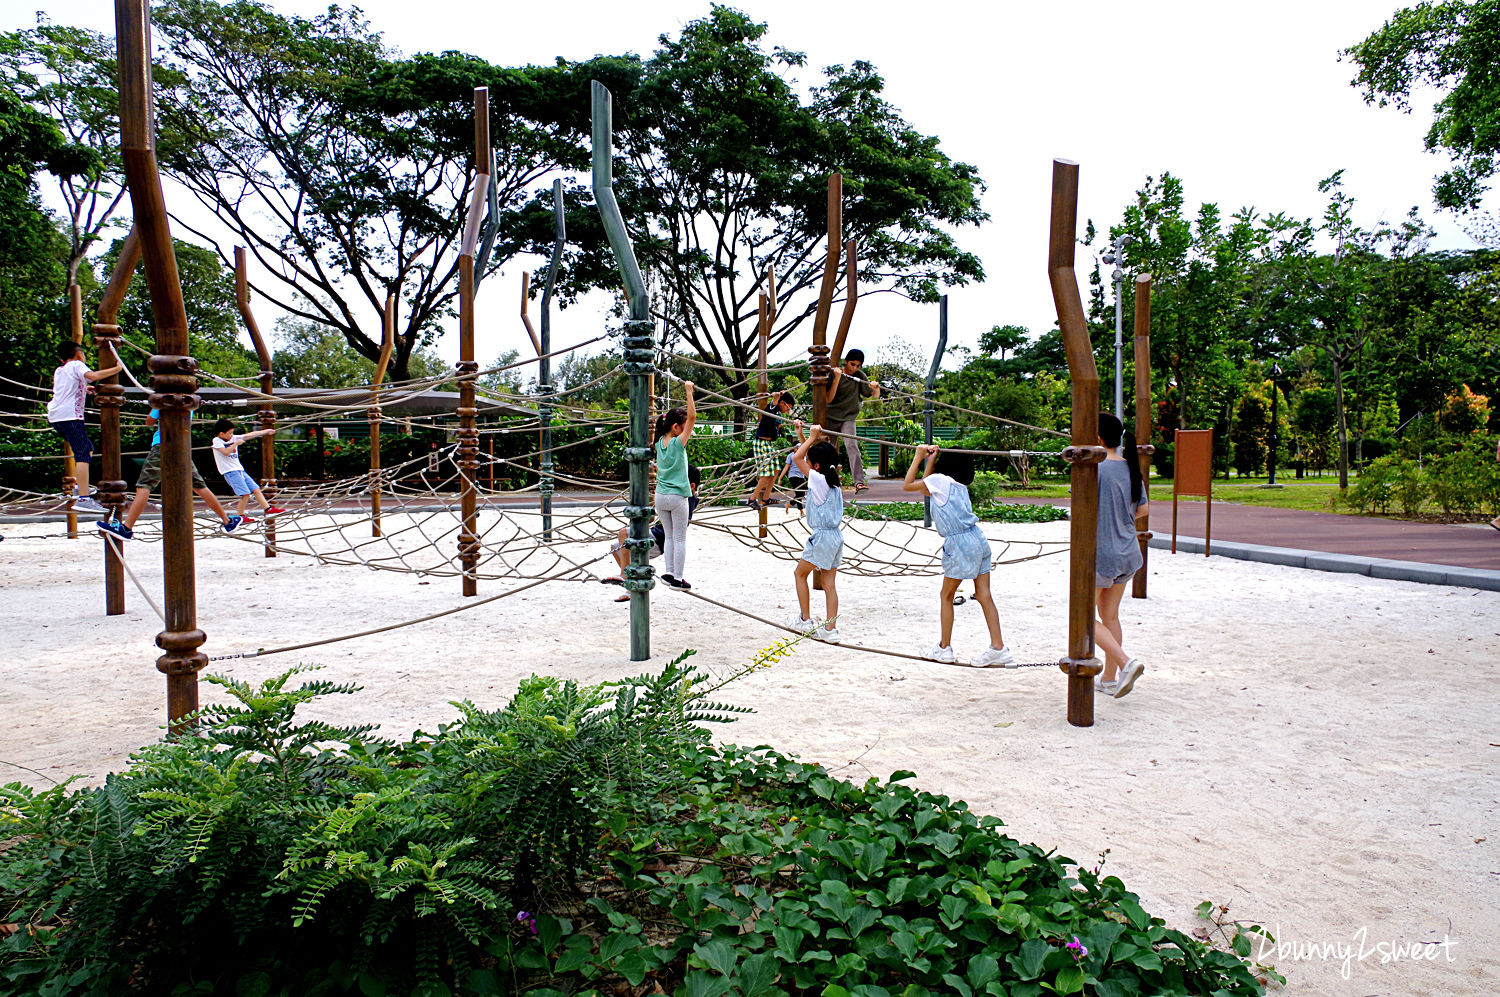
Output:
[515,910,538,936]
[1066,936,1088,962]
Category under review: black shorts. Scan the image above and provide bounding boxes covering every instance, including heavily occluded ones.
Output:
[50,420,92,463]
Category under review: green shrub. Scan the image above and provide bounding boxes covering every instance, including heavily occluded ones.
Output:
[969,470,1004,504]
[3,659,1265,997]
[1392,459,1428,518]
[1341,455,1398,514]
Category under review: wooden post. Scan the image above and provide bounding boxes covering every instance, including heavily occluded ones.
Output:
[369,292,394,537]
[63,283,84,538]
[1131,274,1153,599]
[456,87,491,597]
[808,177,841,591]
[757,276,772,539]
[829,238,858,368]
[922,296,948,528]
[95,228,141,614]
[1048,159,1105,729]
[118,0,205,729]
[236,247,278,557]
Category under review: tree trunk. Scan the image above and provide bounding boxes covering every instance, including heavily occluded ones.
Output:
[1333,355,1349,490]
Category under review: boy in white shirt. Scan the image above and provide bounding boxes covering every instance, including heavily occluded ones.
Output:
[211,419,282,522]
[47,340,121,514]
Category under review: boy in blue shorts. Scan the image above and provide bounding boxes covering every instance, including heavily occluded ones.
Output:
[97,407,239,538]
[211,419,283,523]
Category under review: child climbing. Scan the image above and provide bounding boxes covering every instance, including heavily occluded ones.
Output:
[604,465,700,601]
[903,443,1013,666]
[211,419,284,523]
[96,407,240,539]
[47,340,122,514]
[1093,411,1148,698]
[653,381,696,589]
[785,426,844,643]
[747,390,797,510]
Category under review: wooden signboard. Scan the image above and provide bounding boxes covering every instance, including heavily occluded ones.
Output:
[1172,429,1213,556]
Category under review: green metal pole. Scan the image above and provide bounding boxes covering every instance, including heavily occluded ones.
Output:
[923,295,948,528]
[539,178,564,540]
[592,81,654,661]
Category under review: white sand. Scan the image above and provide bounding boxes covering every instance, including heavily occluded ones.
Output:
[1,507,1496,995]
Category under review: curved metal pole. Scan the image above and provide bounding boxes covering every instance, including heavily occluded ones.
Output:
[118,0,204,730]
[539,177,565,540]
[1048,159,1106,729]
[592,80,654,661]
[923,295,949,528]
[236,247,277,558]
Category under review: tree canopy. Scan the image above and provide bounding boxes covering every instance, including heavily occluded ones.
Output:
[1345,0,1500,211]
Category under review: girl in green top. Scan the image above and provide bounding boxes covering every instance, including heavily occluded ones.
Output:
[654,381,696,588]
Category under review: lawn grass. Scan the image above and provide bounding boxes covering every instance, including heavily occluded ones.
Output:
[999,477,1346,513]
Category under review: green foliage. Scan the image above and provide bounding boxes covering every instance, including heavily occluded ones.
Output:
[1345,0,1500,210]
[2,671,1266,997]
[103,236,262,382]
[0,656,737,996]
[1426,435,1500,514]
[1229,382,1271,477]
[968,470,1005,505]
[852,500,1069,524]
[592,6,985,377]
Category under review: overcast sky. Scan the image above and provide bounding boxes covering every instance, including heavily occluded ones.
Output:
[11,0,1472,372]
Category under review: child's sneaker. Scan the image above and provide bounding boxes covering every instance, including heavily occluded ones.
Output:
[73,496,107,514]
[921,644,956,664]
[96,519,134,540]
[264,506,286,517]
[1095,675,1119,696]
[1113,659,1145,698]
[816,626,841,644]
[224,515,244,533]
[239,515,257,525]
[784,613,816,632]
[970,645,1015,668]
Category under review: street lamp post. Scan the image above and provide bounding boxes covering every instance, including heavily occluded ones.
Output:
[1268,363,1283,485]
[1101,235,1133,419]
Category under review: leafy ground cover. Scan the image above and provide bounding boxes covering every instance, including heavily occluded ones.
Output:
[851,502,1070,524]
[2,661,1270,997]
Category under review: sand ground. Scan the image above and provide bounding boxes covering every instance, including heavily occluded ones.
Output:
[1,506,1496,996]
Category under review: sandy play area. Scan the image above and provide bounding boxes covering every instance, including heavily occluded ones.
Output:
[2,504,1497,996]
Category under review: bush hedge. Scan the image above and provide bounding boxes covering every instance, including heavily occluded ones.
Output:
[2,663,1268,997]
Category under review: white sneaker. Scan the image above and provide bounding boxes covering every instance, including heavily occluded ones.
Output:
[817,627,841,644]
[969,645,1015,668]
[73,496,107,514]
[1095,676,1119,696]
[784,613,816,633]
[1113,659,1145,698]
[921,644,956,664]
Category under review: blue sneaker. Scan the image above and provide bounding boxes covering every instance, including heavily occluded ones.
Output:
[224,515,244,533]
[96,519,134,540]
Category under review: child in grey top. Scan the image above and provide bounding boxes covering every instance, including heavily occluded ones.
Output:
[1095,412,1149,699]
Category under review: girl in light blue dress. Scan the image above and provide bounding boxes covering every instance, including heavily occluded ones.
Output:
[903,444,1013,667]
[786,426,844,643]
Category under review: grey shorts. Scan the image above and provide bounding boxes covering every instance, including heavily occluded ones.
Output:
[1096,569,1137,588]
[136,444,205,492]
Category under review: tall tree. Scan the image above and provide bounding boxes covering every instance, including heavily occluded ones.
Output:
[141,0,631,381]
[597,7,985,415]
[0,20,129,290]
[0,86,96,386]
[1345,0,1500,211]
